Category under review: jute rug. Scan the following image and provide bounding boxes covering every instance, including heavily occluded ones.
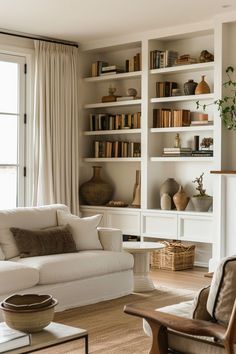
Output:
[36,286,195,354]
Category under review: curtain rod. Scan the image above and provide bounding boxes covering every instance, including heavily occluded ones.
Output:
[0,29,79,48]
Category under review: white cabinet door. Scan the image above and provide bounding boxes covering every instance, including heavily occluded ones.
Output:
[142,212,178,239]
[178,214,213,243]
[106,210,141,235]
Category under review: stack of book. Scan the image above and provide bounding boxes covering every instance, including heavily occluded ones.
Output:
[192,149,213,157]
[150,50,179,69]
[156,81,178,97]
[0,322,30,353]
[125,53,141,72]
[94,140,141,158]
[162,147,192,157]
[100,65,124,75]
[175,54,197,66]
[90,112,141,131]
[153,108,191,128]
[190,120,213,127]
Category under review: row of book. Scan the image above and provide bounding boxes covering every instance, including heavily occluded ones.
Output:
[94,140,141,158]
[162,147,213,157]
[90,112,141,131]
[153,108,191,128]
[90,54,141,77]
[150,50,178,69]
[156,81,178,97]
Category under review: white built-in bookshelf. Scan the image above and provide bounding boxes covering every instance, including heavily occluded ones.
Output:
[78,19,236,267]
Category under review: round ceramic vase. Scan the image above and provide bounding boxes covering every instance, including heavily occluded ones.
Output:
[195,75,210,95]
[160,178,179,209]
[160,193,171,210]
[183,79,198,95]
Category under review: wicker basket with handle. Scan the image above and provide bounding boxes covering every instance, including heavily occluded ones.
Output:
[151,241,195,271]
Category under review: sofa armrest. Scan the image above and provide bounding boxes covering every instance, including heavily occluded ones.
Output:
[98,227,122,252]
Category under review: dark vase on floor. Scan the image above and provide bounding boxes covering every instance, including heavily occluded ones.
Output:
[79,166,114,205]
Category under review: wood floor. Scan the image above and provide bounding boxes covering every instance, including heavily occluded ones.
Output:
[150,266,211,291]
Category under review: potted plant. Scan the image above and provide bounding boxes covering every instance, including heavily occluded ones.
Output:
[191,173,213,212]
[196,66,236,130]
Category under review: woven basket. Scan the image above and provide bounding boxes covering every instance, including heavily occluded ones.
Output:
[151,241,195,271]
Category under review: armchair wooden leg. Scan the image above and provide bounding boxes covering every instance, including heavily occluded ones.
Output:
[147,319,168,354]
[224,342,235,354]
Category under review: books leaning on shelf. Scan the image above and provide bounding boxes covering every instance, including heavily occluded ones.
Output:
[0,322,30,353]
[156,81,178,97]
[153,108,190,128]
[91,61,108,77]
[90,112,141,131]
[150,49,179,69]
[162,147,192,157]
[94,140,141,158]
[125,53,141,72]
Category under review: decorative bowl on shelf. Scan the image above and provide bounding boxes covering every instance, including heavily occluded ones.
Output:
[0,294,58,333]
[3,294,53,310]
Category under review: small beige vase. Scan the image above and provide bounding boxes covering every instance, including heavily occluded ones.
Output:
[195,75,210,95]
[173,186,189,211]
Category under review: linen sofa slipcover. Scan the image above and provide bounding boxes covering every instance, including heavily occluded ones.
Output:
[0,204,134,315]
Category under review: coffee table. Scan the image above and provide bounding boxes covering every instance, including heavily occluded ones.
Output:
[7,322,88,354]
[123,241,165,292]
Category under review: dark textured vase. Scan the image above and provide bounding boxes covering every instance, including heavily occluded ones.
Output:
[160,178,179,209]
[184,79,198,95]
[79,166,114,205]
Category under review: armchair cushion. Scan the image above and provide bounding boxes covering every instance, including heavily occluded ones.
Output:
[207,255,236,325]
[192,285,212,321]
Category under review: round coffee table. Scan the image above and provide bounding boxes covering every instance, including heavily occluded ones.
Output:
[123,241,165,292]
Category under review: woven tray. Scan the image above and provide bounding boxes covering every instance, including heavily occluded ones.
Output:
[151,241,195,271]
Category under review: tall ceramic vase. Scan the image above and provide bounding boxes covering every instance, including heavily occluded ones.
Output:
[173,186,189,211]
[195,75,210,95]
[131,170,141,208]
[79,166,114,205]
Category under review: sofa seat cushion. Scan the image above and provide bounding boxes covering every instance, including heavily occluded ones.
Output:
[0,261,39,295]
[16,251,134,285]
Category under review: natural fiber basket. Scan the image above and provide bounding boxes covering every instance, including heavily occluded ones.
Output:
[151,241,195,271]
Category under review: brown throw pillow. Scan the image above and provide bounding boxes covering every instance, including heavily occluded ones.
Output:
[10,225,77,258]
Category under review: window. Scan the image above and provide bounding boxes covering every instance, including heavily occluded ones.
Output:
[0,53,26,209]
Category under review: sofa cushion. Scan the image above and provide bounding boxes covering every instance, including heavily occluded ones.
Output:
[0,204,69,259]
[16,250,134,285]
[10,225,77,258]
[0,261,39,295]
[57,210,103,250]
[207,255,236,325]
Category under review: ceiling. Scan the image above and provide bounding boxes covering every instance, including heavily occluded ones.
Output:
[0,0,236,44]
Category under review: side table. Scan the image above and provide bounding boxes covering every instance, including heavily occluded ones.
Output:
[123,241,165,292]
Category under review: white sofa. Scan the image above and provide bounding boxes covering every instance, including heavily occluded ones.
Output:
[0,204,134,315]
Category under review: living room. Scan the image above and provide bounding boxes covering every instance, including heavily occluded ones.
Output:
[0,0,236,353]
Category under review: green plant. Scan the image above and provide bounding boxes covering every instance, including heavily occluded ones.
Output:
[196,66,236,130]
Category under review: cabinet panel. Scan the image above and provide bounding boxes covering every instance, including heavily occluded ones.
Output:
[142,212,177,238]
[106,211,140,235]
[178,215,212,243]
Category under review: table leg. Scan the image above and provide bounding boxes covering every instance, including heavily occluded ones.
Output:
[132,252,155,292]
[85,334,89,354]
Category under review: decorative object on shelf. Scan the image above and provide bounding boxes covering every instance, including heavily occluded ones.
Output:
[106,200,128,207]
[79,166,114,205]
[174,133,181,148]
[183,79,198,95]
[200,137,213,149]
[171,88,182,96]
[160,178,179,209]
[160,193,171,210]
[175,54,197,66]
[131,170,141,208]
[193,135,200,151]
[0,294,58,333]
[196,66,236,130]
[199,50,214,63]
[173,186,189,211]
[195,75,210,95]
[191,173,213,212]
[126,88,137,97]
[101,85,119,103]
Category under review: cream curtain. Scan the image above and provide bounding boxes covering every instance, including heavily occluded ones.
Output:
[32,41,79,215]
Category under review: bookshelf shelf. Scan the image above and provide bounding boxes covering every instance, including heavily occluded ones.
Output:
[83,129,141,136]
[150,62,214,75]
[83,157,141,162]
[150,93,214,104]
[84,99,142,109]
[150,156,214,162]
[150,125,214,133]
[84,71,142,82]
